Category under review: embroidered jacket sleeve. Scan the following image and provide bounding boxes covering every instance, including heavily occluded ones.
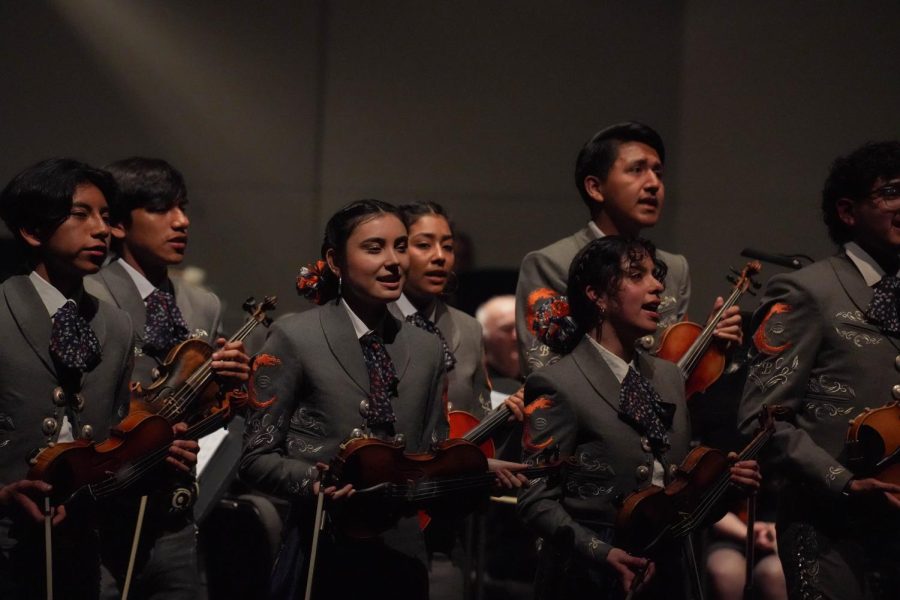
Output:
[737,274,853,495]
[517,370,613,563]
[239,323,314,497]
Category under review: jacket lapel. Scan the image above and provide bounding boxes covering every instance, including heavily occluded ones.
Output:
[384,314,411,380]
[571,337,621,413]
[4,276,57,377]
[830,253,874,315]
[434,301,461,353]
[320,302,371,394]
[100,261,148,340]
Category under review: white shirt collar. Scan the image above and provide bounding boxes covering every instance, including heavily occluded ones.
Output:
[393,293,437,322]
[585,335,635,384]
[341,299,374,339]
[587,221,607,240]
[29,271,71,319]
[844,242,900,287]
[117,258,159,300]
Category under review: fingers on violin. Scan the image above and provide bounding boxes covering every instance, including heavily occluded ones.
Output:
[2,480,53,523]
[167,442,198,471]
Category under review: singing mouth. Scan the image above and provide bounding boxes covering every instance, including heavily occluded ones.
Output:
[377,274,402,284]
[637,197,659,208]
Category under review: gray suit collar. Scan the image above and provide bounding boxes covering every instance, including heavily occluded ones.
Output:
[320,302,411,394]
[572,338,659,412]
[829,253,875,315]
[830,252,900,348]
[433,300,461,352]
[571,337,621,412]
[573,226,596,246]
[4,275,106,377]
[99,260,149,337]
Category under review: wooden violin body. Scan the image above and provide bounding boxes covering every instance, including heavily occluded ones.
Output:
[616,446,731,553]
[616,405,783,555]
[328,437,489,539]
[656,261,761,399]
[846,401,900,499]
[656,323,726,399]
[28,408,175,505]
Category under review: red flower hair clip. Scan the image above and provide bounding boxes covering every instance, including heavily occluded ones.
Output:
[296,260,328,305]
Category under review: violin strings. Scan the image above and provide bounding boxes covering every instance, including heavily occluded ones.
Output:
[463,405,511,445]
[89,411,225,498]
[678,286,743,377]
[669,429,771,539]
[156,316,262,420]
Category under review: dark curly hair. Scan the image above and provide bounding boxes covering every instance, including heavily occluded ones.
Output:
[558,236,667,353]
[822,141,900,244]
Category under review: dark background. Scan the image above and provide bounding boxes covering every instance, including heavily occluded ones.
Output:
[2,1,898,325]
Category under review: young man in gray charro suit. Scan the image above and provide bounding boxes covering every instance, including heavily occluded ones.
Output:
[739,141,900,599]
[516,122,693,375]
[84,158,248,600]
[0,159,194,598]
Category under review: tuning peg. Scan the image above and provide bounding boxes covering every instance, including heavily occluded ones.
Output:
[263,295,278,309]
[747,289,757,296]
[242,297,257,313]
[263,317,273,327]
[729,267,741,276]
[726,275,738,285]
[751,280,762,289]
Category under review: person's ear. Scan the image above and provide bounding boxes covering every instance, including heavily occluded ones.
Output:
[835,197,857,229]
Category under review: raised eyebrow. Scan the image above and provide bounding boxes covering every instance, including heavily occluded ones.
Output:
[359,237,387,246]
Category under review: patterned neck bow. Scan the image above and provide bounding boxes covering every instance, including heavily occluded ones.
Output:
[405,313,456,372]
[50,300,101,371]
[867,275,900,336]
[619,367,671,453]
[143,288,190,355]
[359,331,399,426]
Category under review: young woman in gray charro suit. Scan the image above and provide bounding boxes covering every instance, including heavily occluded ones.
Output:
[239,200,450,599]
[517,236,759,599]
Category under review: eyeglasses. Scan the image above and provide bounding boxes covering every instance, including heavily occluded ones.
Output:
[869,183,900,210]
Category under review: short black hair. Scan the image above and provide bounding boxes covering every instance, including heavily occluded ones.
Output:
[574,122,666,211]
[822,141,900,244]
[0,158,116,247]
[104,157,187,226]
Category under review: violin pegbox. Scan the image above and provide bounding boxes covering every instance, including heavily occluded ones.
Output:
[243,295,278,327]
[727,261,763,296]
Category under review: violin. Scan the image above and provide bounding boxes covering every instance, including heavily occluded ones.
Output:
[326,436,557,539]
[846,401,900,500]
[137,296,277,425]
[656,261,761,398]
[27,296,277,506]
[615,404,785,555]
[447,402,516,458]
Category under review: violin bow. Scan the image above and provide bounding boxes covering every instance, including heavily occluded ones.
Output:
[44,497,53,600]
[743,492,758,600]
[121,494,149,600]
[304,466,328,600]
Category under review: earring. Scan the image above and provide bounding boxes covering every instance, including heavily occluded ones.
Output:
[336,276,342,303]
